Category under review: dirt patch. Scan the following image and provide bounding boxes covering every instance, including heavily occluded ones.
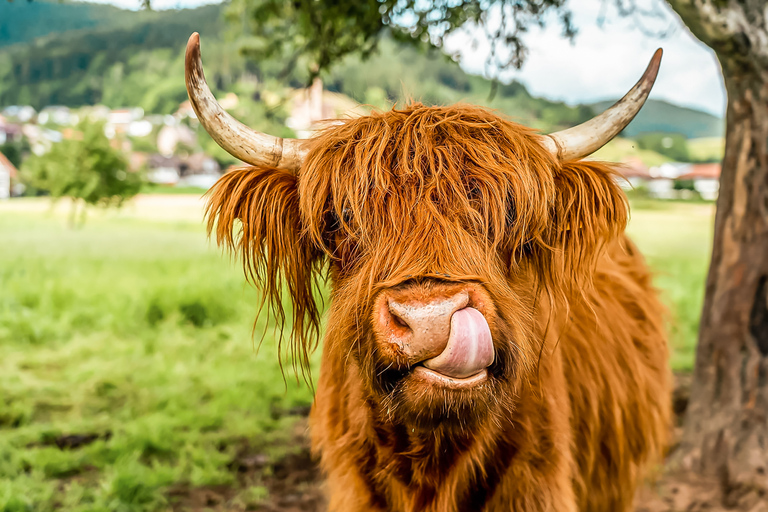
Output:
[256,447,325,512]
[30,431,112,450]
[167,419,325,512]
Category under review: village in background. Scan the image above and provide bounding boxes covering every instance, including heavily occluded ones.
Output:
[0,80,724,203]
[0,78,358,197]
[0,1,726,207]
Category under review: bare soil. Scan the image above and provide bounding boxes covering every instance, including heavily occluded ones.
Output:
[166,418,326,512]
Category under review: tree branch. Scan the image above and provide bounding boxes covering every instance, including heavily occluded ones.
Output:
[665,0,768,75]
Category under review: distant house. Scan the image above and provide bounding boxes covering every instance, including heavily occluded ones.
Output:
[677,163,721,200]
[146,153,221,188]
[127,120,153,138]
[105,108,146,138]
[79,105,111,122]
[0,151,19,199]
[22,125,62,155]
[644,161,694,199]
[286,78,361,138]
[0,119,23,145]
[156,124,197,157]
[146,155,182,185]
[650,162,692,180]
[614,158,684,199]
[1,106,37,123]
[646,178,677,200]
[38,106,76,126]
[615,158,652,190]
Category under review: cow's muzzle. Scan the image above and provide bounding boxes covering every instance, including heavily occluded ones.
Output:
[375,284,495,385]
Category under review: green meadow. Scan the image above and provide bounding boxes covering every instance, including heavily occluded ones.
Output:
[0,195,713,511]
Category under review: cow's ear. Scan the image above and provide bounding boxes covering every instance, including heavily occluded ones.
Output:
[547,160,628,286]
[205,167,323,374]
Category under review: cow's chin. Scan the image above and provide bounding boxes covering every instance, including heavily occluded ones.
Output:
[374,363,505,432]
[411,365,490,389]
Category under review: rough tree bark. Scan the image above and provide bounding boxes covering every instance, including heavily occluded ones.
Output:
[666,0,768,504]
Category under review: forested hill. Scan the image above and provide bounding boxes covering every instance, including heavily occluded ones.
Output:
[591,99,724,139]
[0,0,723,137]
[0,1,594,131]
[0,2,225,112]
[0,0,128,48]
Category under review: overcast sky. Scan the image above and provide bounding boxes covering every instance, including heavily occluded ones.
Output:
[88,0,726,117]
[451,0,726,117]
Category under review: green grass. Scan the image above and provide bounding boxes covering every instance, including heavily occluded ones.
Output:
[0,195,713,510]
[139,184,210,196]
[0,200,317,511]
[591,137,671,167]
[688,137,725,163]
[626,201,714,371]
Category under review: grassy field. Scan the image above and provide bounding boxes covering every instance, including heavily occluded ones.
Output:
[592,138,670,167]
[687,137,725,163]
[625,200,714,370]
[0,195,714,511]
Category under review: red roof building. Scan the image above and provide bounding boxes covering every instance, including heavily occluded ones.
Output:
[677,163,721,180]
[0,151,19,199]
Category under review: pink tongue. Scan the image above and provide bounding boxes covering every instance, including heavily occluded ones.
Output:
[422,307,494,379]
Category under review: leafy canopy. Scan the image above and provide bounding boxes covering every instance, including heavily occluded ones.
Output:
[22,120,142,209]
[228,0,575,78]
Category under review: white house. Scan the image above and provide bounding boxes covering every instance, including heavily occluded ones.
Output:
[0,151,19,199]
[649,162,692,180]
[646,178,677,200]
[146,153,221,188]
[677,163,721,201]
[157,124,197,157]
[285,78,361,138]
[2,106,37,123]
[38,106,76,126]
[615,157,652,190]
[0,118,23,146]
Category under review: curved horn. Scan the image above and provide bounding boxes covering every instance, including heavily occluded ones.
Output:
[541,49,663,161]
[185,33,307,172]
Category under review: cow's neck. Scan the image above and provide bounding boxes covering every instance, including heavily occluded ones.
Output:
[359,398,520,511]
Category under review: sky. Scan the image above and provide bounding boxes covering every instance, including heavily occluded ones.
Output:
[445,0,726,117]
[88,0,727,117]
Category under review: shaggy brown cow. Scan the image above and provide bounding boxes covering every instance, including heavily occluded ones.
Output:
[186,33,670,512]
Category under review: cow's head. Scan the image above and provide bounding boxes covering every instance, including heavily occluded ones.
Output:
[189,33,661,430]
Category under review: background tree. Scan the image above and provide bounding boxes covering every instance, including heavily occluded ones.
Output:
[225,0,575,79]
[636,132,690,162]
[22,119,142,227]
[227,0,767,504]
[658,1,768,506]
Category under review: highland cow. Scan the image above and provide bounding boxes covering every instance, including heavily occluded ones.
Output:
[186,32,670,512]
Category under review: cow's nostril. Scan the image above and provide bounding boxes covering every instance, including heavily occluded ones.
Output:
[382,291,472,363]
[391,312,409,330]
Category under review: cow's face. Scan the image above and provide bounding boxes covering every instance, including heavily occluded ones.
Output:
[288,105,628,429]
[192,33,656,430]
[206,105,627,430]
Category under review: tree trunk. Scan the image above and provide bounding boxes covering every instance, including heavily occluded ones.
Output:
[665,0,768,504]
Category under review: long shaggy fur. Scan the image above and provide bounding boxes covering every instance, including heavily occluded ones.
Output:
[205,103,670,511]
